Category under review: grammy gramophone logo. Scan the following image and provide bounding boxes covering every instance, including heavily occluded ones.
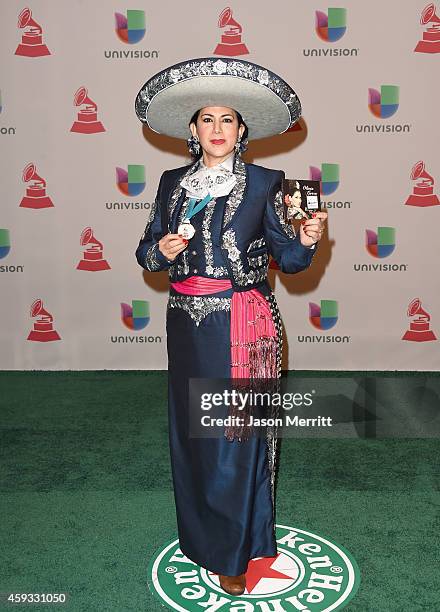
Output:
[27,299,61,342]
[405,161,440,207]
[402,298,437,342]
[76,227,111,271]
[71,87,105,134]
[19,163,54,209]
[214,7,249,56]
[15,7,51,57]
[414,3,440,53]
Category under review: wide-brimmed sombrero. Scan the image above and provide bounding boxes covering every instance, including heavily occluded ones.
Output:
[135,57,301,141]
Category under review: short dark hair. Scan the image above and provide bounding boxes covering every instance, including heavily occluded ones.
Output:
[188,108,248,161]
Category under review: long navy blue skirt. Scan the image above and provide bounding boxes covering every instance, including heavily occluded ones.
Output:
[166,283,279,576]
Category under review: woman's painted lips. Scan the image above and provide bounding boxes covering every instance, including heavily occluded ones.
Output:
[210,139,225,144]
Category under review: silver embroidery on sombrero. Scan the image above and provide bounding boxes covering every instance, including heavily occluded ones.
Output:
[135,57,301,130]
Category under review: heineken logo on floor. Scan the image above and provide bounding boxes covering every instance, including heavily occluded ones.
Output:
[147,523,361,611]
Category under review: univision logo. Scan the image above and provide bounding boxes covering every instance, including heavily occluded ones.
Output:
[316,7,347,41]
[354,227,408,271]
[0,229,11,258]
[104,9,158,58]
[0,229,24,273]
[356,85,410,133]
[110,300,162,343]
[298,300,350,343]
[116,165,145,196]
[309,163,351,209]
[310,163,339,195]
[0,90,17,135]
[115,10,146,43]
[121,300,150,330]
[106,164,152,211]
[309,300,338,330]
[369,85,399,118]
[366,226,395,258]
[303,7,359,56]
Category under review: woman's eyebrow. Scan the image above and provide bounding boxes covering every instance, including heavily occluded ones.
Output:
[201,113,234,117]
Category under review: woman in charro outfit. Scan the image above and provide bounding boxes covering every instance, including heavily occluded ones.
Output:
[134,57,327,596]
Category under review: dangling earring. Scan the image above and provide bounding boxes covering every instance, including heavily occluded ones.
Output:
[234,136,248,156]
[187,135,201,156]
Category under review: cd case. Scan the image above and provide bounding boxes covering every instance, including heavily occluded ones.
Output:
[282,179,321,225]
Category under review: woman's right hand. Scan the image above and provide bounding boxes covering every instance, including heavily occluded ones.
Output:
[158,233,188,262]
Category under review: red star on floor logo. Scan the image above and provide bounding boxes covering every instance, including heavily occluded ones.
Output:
[245,554,292,593]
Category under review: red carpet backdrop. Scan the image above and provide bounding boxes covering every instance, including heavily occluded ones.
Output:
[0,1,438,370]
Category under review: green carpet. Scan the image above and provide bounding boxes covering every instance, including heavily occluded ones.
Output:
[0,371,439,611]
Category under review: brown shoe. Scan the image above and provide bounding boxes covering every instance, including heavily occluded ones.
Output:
[219,573,246,596]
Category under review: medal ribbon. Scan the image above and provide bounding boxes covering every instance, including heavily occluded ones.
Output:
[183,194,213,221]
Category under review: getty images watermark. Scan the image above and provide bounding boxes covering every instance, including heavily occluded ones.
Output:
[188,378,336,439]
[199,388,332,430]
[188,376,440,439]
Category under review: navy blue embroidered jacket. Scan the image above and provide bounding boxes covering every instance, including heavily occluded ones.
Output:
[135,155,316,291]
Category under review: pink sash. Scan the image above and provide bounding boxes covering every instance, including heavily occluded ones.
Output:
[170,276,278,441]
[170,276,277,380]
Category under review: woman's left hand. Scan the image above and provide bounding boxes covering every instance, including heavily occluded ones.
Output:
[299,211,328,248]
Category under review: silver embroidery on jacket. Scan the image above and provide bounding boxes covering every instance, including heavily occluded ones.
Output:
[248,253,269,269]
[247,236,269,269]
[247,236,266,252]
[167,295,231,326]
[203,199,228,277]
[264,292,283,506]
[173,195,192,277]
[145,243,163,271]
[222,228,267,286]
[140,195,158,241]
[222,156,246,228]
